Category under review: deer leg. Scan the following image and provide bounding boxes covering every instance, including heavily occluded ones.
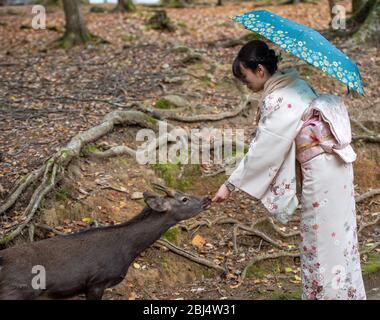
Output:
[85,286,105,300]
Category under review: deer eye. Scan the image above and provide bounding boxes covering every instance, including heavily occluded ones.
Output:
[181,197,189,203]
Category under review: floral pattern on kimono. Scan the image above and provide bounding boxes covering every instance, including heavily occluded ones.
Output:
[299,154,366,300]
[228,78,317,224]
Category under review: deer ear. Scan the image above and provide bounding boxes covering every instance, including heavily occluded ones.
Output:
[143,192,171,213]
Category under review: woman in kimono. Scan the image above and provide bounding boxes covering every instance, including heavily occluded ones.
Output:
[212,40,366,300]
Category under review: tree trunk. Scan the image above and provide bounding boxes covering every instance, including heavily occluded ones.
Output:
[57,0,92,48]
[352,0,367,13]
[328,0,337,19]
[351,0,380,44]
[114,0,136,12]
[349,0,377,24]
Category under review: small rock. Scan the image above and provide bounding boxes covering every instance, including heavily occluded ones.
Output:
[131,192,143,200]
[133,263,141,269]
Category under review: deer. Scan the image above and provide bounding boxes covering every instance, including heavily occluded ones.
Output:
[0,184,211,300]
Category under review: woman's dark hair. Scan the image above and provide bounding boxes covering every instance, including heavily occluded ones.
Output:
[232,40,280,82]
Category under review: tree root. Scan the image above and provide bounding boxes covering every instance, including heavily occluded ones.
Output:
[241,251,300,280]
[360,242,380,254]
[352,135,380,143]
[134,95,255,123]
[356,189,380,204]
[0,165,46,216]
[358,212,380,233]
[266,217,300,238]
[156,239,227,273]
[351,119,376,135]
[89,145,136,159]
[0,110,168,245]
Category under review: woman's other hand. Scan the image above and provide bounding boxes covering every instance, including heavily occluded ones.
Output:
[212,184,231,203]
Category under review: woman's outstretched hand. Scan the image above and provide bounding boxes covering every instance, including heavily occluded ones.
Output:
[212,184,231,203]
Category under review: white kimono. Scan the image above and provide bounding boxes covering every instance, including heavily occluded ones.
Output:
[228,78,367,300]
[228,78,317,224]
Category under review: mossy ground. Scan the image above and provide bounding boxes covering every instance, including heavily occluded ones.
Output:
[162,225,180,244]
[362,252,380,275]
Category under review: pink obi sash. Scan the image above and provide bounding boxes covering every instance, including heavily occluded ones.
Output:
[295,109,338,163]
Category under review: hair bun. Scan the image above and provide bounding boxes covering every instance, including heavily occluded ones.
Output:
[267,49,280,63]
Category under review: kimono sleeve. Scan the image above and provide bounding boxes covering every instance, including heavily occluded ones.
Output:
[227,93,302,200]
[227,125,293,199]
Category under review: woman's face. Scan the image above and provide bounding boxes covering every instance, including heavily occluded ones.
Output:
[239,63,271,92]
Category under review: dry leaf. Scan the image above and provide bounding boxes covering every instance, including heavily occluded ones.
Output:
[128,292,137,300]
[191,234,206,248]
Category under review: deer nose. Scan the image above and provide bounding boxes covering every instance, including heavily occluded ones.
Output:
[202,196,212,209]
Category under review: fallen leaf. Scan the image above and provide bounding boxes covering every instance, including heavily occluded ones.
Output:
[128,292,137,300]
[191,234,206,249]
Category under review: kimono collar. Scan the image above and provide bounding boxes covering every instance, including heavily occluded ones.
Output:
[256,67,299,124]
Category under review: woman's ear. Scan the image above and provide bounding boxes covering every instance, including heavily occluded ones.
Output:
[256,64,266,77]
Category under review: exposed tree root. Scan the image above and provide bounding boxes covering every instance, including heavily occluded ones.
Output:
[358,212,380,233]
[0,110,168,245]
[156,239,227,273]
[89,145,136,159]
[241,251,300,280]
[360,241,380,254]
[351,119,380,143]
[0,165,46,216]
[266,217,301,238]
[134,95,255,123]
[356,189,380,204]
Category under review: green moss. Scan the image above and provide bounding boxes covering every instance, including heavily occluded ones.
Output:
[155,98,172,109]
[161,226,180,243]
[177,21,187,28]
[145,114,158,125]
[59,148,74,159]
[203,268,215,279]
[151,163,201,192]
[271,261,281,274]
[257,289,302,300]
[39,197,46,210]
[121,34,137,42]
[115,156,129,166]
[82,144,100,156]
[362,252,380,274]
[245,265,267,279]
[161,257,171,272]
[55,186,73,201]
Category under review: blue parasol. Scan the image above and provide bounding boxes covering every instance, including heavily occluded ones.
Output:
[232,10,365,96]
